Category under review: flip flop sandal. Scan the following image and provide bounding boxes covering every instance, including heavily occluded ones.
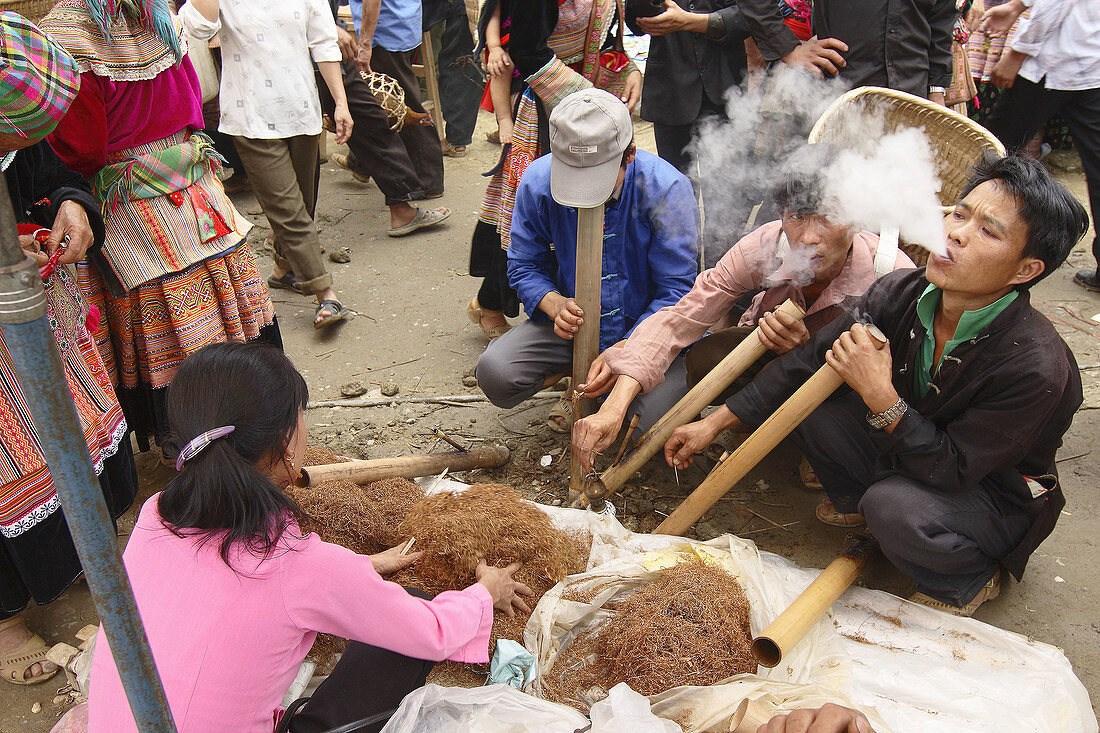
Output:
[547,394,574,433]
[268,272,309,296]
[313,299,349,329]
[798,456,824,491]
[0,633,58,686]
[387,207,451,237]
[815,498,865,528]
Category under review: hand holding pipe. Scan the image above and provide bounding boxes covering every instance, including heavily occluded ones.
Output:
[654,323,887,536]
[296,445,510,487]
[572,299,806,509]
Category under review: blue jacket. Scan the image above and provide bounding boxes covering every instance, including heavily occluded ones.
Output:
[507,150,699,353]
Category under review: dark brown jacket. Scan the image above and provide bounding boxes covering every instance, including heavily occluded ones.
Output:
[727,269,1083,580]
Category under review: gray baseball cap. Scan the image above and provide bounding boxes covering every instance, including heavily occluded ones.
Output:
[549,89,634,207]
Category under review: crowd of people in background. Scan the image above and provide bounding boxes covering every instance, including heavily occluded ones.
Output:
[0,0,1095,731]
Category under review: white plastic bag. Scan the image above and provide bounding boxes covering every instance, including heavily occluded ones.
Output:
[378,683,588,733]
[590,683,682,733]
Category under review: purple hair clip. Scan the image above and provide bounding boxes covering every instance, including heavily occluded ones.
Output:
[175,426,236,471]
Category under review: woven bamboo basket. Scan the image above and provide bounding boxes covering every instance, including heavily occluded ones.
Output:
[808,86,1005,265]
[0,0,56,23]
[360,71,406,131]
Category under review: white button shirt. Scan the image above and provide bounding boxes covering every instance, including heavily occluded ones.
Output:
[180,0,342,138]
[1013,0,1100,91]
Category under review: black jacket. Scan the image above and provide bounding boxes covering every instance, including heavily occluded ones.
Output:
[728,269,1083,580]
[738,0,956,94]
[4,141,105,250]
[626,0,750,126]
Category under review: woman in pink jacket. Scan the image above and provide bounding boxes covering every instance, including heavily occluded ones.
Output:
[87,343,530,732]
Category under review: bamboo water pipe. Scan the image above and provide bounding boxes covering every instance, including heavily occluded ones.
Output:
[751,532,878,667]
[654,324,887,536]
[572,299,806,509]
[295,445,510,487]
[568,205,606,498]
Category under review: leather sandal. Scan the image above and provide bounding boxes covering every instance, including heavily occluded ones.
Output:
[799,456,824,491]
[268,272,308,296]
[815,498,865,528]
[0,618,58,686]
[314,299,349,329]
[910,572,1001,617]
[466,298,510,340]
[547,393,574,433]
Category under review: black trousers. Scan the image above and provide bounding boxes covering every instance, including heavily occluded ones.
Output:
[371,47,446,198]
[317,61,423,206]
[790,392,1032,606]
[286,590,435,733]
[432,0,483,147]
[984,76,1100,275]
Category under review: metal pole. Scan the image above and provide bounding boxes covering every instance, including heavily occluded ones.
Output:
[0,176,176,731]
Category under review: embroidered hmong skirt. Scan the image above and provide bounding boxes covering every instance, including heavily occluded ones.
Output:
[78,242,280,449]
[0,267,138,614]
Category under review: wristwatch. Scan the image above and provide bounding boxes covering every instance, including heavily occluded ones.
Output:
[928,85,946,95]
[866,398,908,429]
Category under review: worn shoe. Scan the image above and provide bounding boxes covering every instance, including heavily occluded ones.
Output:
[815,498,865,527]
[442,140,467,157]
[466,297,510,340]
[331,153,371,184]
[1073,270,1100,292]
[910,572,1000,617]
[799,456,824,491]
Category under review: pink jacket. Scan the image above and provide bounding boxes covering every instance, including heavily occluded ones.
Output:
[87,495,493,732]
[603,220,915,393]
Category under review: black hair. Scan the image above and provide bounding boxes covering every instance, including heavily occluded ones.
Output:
[157,343,308,565]
[620,140,637,168]
[959,154,1090,288]
[772,143,841,216]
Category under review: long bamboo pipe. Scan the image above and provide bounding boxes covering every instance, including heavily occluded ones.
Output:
[573,299,807,509]
[295,445,510,487]
[751,532,878,667]
[654,324,887,536]
[568,205,606,499]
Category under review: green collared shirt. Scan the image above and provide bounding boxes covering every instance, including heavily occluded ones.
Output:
[913,284,1018,400]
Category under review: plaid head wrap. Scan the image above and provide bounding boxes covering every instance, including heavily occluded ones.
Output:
[0,12,80,139]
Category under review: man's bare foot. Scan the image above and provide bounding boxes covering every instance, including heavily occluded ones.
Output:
[389,202,418,230]
[0,615,55,683]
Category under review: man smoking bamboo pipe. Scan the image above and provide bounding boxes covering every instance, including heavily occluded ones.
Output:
[572,144,914,488]
[663,155,1089,617]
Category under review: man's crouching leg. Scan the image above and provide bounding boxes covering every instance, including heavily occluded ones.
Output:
[859,476,1032,610]
[474,320,572,408]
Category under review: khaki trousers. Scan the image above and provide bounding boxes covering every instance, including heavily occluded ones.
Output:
[232,134,332,293]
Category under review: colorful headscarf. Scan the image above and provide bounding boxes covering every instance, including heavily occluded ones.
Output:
[83,0,180,60]
[0,11,80,139]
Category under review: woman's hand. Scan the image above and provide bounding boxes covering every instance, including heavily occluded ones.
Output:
[621,69,642,113]
[49,200,94,265]
[487,46,513,78]
[370,543,422,575]
[475,561,534,617]
[18,234,48,266]
[333,102,353,144]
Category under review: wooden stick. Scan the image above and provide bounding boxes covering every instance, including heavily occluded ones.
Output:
[296,445,510,487]
[399,537,417,556]
[435,430,468,452]
[307,391,562,410]
[569,205,606,498]
[573,300,806,508]
[751,532,878,668]
[654,324,886,536]
[612,414,641,467]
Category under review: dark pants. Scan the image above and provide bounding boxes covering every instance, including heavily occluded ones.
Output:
[651,96,727,176]
[684,326,776,404]
[318,60,424,205]
[286,590,435,733]
[790,392,1032,606]
[985,76,1100,276]
[372,46,446,198]
[432,0,483,147]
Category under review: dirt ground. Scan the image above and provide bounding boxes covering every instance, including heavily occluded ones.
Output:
[3,111,1097,731]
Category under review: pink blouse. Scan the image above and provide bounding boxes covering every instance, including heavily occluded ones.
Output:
[48,57,206,178]
[87,495,494,732]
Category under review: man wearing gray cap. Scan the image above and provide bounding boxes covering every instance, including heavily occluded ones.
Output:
[474,89,699,433]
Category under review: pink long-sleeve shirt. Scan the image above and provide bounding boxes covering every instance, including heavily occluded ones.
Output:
[87,495,494,732]
[603,220,915,393]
